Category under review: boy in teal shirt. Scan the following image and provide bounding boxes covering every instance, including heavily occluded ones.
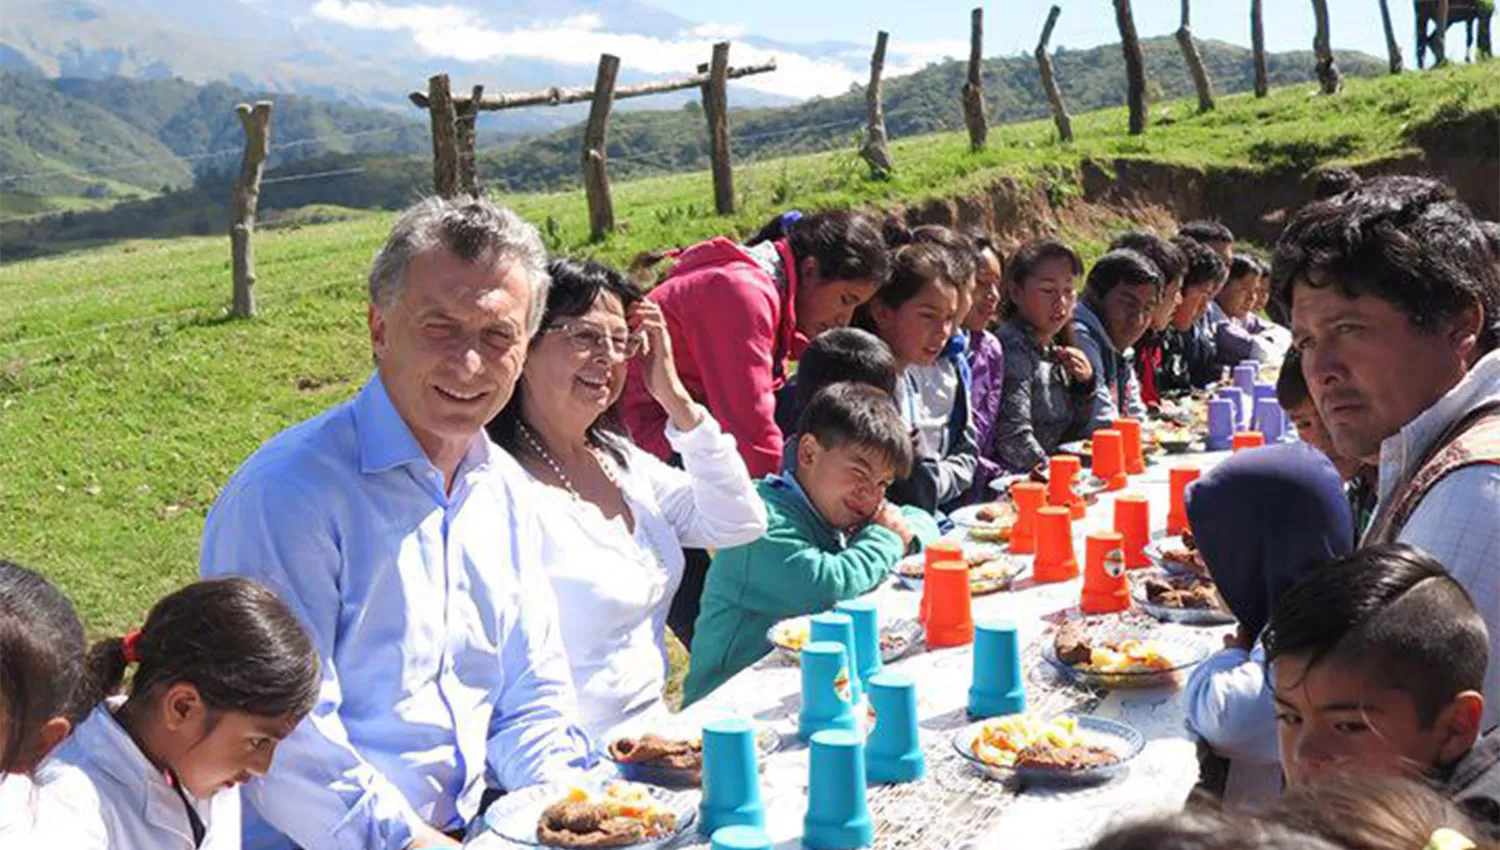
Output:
[684,383,937,705]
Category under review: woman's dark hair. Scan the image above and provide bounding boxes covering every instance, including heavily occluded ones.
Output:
[1084,248,1162,300]
[79,578,320,720]
[1110,230,1187,285]
[747,209,890,286]
[999,237,1083,345]
[1263,773,1487,850]
[1263,543,1488,727]
[0,559,86,773]
[796,382,914,479]
[1270,176,1500,355]
[885,222,977,288]
[1178,219,1235,246]
[487,258,643,468]
[1173,235,1229,292]
[853,242,956,334]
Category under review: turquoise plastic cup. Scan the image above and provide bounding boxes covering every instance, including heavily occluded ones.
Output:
[810,612,864,705]
[864,671,925,784]
[834,599,881,686]
[799,641,858,742]
[698,717,765,835]
[968,620,1026,719]
[710,825,774,850]
[803,729,875,849]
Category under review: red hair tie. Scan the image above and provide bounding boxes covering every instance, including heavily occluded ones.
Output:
[121,630,143,664]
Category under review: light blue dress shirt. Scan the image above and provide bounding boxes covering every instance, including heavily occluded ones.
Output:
[201,374,591,850]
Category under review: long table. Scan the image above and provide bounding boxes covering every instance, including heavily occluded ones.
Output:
[471,451,1231,850]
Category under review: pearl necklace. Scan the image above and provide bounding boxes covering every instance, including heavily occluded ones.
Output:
[519,422,621,500]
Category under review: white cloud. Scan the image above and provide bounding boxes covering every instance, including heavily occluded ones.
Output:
[684,22,747,40]
[308,1,867,99]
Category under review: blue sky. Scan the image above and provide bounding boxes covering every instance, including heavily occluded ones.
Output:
[645,0,1417,60]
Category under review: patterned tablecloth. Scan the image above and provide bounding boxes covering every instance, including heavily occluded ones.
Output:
[470,451,1232,850]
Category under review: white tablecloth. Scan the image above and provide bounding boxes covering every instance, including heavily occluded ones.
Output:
[471,452,1231,850]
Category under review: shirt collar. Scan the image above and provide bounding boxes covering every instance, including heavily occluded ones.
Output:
[353,371,496,478]
[74,699,201,839]
[1378,349,1500,502]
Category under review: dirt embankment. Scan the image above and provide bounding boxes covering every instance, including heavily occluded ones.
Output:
[890,107,1498,250]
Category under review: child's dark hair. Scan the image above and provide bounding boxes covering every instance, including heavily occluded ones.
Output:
[1263,773,1487,850]
[747,209,891,285]
[1087,808,1340,850]
[999,237,1084,346]
[488,257,641,467]
[1110,230,1187,285]
[1178,219,1235,247]
[1173,235,1230,292]
[1264,543,1489,727]
[79,578,321,721]
[0,559,86,773]
[1229,253,1264,282]
[796,382,914,479]
[1271,176,1500,355]
[794,328,898,411]
[885,222,977,288]
[854,242,956,332]
[1274,349,1310,411]
[967,229,1004,280]
[1084,248,1162,300]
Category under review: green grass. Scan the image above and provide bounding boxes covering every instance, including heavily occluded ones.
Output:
[1,61,1496,637]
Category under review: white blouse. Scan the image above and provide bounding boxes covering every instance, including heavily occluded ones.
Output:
[525,408,768,745]
[33,698,240,850]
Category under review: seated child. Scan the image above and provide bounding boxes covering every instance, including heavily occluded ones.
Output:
[683,383,933,705]
[1263,773,1491,850]
[1264,543,1499,839]
[1213,254,1289,367]
[1111,230,1187,409]
[1275,350,1377,536]
[963,231,1006,500]
[0,559,87,841]
[35,577,321,849]
[1071,248,1163,433]
[1183,442,1355,807]
[774,327,899,456]
[1157,236,1229,394]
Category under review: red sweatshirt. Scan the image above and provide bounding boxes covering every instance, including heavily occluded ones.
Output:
[620,237,804,478]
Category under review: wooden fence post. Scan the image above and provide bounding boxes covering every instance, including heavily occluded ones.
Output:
[1114,0,1148,135]
[1035,6,1073,143]
[962,8,988,152]
[1176,0,1216,112]
[1311,0,1342,94]
[1251,0,1269,96]
[859,31,895,178]
[582,54,620,242]
[230,100,271,320]
[1378,0,1404,74]
[1434,0,1451,65]
[702,42,735,216]
[427,74,460,197]
[455,85,483,197]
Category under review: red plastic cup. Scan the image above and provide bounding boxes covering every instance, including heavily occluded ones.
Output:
[1114,418,1146,475]
[1048,455,1086,520]
[1033,506,1079,584]
[1081,531,1129,614]
[1113,494,1152,570]
[924,562,975,648]
[1009,481,1047,555]
[1233,431,1266,453]
[1091,429,1128,492]
[919,540,965,624]
[1168,466,1201,537]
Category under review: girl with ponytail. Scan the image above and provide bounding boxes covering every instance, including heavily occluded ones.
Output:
[35,577,320,849]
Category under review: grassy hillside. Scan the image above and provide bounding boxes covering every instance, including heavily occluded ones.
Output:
[0,61,1497,636]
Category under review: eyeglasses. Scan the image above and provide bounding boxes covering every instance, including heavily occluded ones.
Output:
[544,320,644,359]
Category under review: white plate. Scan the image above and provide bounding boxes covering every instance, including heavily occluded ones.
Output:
[1130,569,1237,627]
[948,501,1017,530]
[1143,536,1205,575]
[952,715,1145,786]
[1043,631,1210,690]
[485,780,697,848]
[766,615,923,664]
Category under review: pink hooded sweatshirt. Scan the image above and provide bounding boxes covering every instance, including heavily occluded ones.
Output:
[621,236,804,478]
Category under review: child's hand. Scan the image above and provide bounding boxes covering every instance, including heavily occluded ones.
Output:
[871,502,913,550]
[1058,346,1094,383]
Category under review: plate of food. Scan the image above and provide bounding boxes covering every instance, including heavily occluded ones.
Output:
[894,550,1026,596]
[1131,569,1236,626]
[1145,533,1208,576]
[603,728,781,788]
[1044,623,1209,690]
[948,501,1018,542]
[1151,424,1202,455]
[766,616,923,665]
[1057,440,1093,465]
[952,714,1144,786]
[485,780,696,848]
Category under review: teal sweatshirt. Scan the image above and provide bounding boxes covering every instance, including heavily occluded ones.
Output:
[682,474,937,706]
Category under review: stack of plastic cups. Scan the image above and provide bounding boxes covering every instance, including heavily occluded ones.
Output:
[1234,363,1258,399]
[835,599,881,688]
[1114,494,1152,570]
[865,671,926,784]
[1113,418,1146,475]
[699,718,767,836]
[919,539,964,624]
[1215,387,1246,432]
[799,642,858,742]
[1206,398,1236,451]
[924,562,974,648]
[1253,383,1279,424]
[1254,397,1288,443]
[1080,532,1130,614]
[1167,466,1201,537]
[1091,429,1128,491]
[803,730,874,850]
[1048,455,1086,520]
[1009,481,1047,555]
[1033,506,1079,583]
[967,620,1027,719]
[810,613,864,706]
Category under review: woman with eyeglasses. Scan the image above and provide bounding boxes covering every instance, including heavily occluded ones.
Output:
[486,259,767,744]
[993,238,1096,474]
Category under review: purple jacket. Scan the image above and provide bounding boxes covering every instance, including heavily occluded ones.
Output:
[966,329,1006,500]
